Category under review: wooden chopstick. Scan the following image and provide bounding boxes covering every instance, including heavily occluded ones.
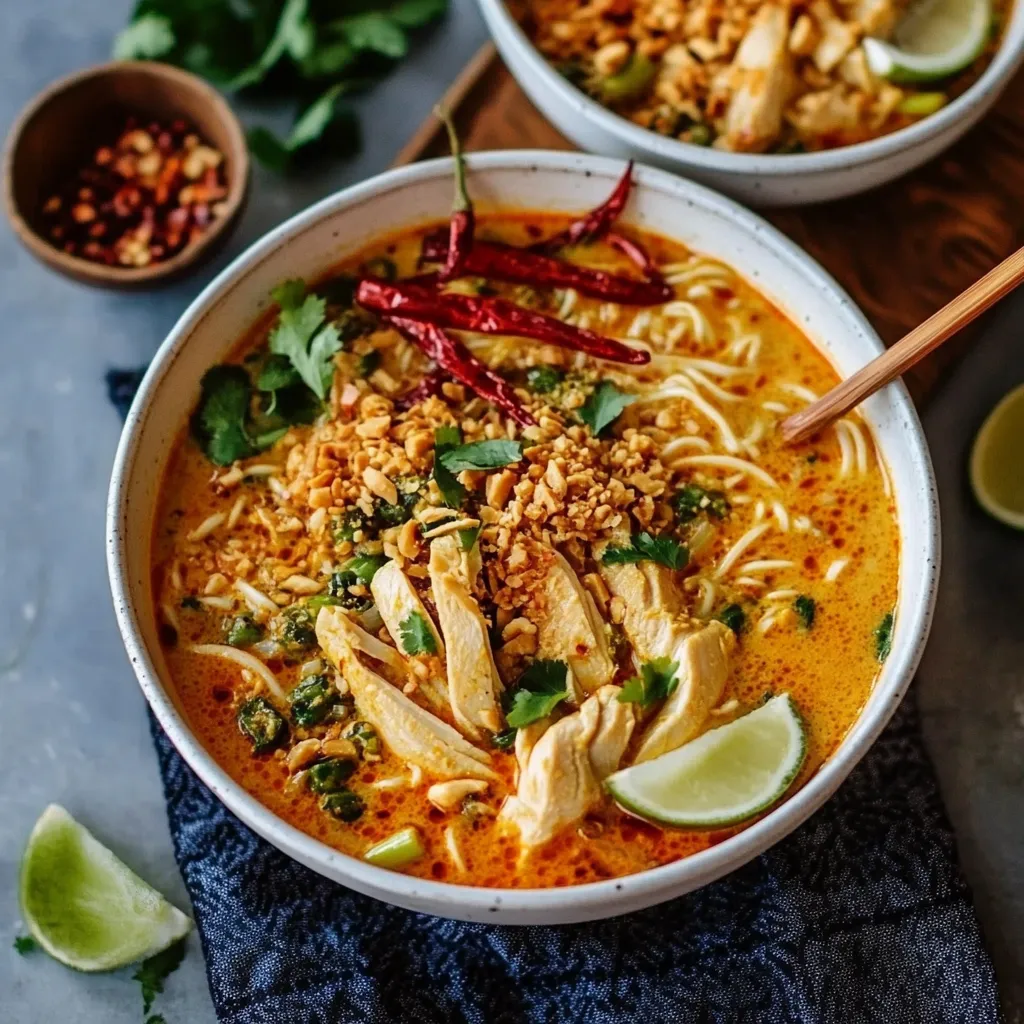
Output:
[781,244,1024,444]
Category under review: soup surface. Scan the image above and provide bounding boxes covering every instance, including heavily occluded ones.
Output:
[513,0,1008,153]
[152,211,899,888]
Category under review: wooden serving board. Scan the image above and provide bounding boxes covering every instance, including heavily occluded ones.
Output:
[393,43,1024,404]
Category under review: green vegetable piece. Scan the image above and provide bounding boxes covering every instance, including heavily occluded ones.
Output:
[13,935,36,955]
[357,350,382,377]
[505,660,570,729]
[602,532,688,571]
[288,674,339,727]
[275,604,317,651]
[492,728,517,749]
[324,570,372,611]
[339,12,408,58]
[307,757,357,793]
[320,788,365,822]
[134,938,187,1016]
[458,525,481,551]
[875,611,895,662]
[344,553,388,584]
[715,603,746,634]
[617,656,679,707]
[897,92,946,116]
[363,826,425,869]
[237,697,287,753]
[673,484,729,524]
[399,612,438,656]
[526,365,565,394]
[190,365,255,466]
[362,256,398,281]
[268,279,341,400]
[598,53,656,103]
[433,424,467,507]
[345,721,381,758]
[225,614,263,648]
[372,487,418,528]
[333,507,369,542]
[794,595,816,630]
[437,439,524,473]
[579,381,636,436]
[687,122,714,146]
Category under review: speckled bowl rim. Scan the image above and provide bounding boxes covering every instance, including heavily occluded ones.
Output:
[107,152,940,922]
[477,0,1024,177]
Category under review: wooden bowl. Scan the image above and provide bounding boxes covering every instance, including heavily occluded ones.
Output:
[3,61,250,288]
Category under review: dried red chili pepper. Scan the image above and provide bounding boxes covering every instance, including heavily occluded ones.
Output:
[357,279,650,366]
[419,230,672,305]
[435,107,474,281]
[386,317,534,426]
[533,161,634,252]
[605,230,663,281]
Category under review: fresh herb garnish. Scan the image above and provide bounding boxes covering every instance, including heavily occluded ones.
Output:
[13,935,36,955]
[269,280,341,400]
[399,611,438,656]
[526,365,564,394]
[617,656,679,707]
[579,381,636,436]
[225,614,263,648]
[134,937,187,1016]
[794,595,816,629]
[602,532,689,571]
[673,484,729,524]
[190,365,257,466]
[875,611,894,662]
[357,349,382,377]
[237,697,288,753]
[333,507,369,543]
[505,659,570,728]
[715,603,746,634]
[492,728,517,749]
[432,424,466,508]
[437,439,523,473]
[458,525,481,551]
[344,553,388,584]
[255,353,302,393]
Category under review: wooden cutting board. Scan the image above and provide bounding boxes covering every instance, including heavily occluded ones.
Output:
[393,43,1024,403]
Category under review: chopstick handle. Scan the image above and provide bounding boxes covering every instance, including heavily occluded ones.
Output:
[781,244,1024,444]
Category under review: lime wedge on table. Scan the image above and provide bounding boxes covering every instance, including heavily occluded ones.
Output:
[605,694,806,828]
[864,0,991,83]
[970,382,1024,530]
[19,804,192,972]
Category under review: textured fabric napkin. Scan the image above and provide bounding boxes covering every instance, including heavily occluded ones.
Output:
[109,368,1001,1024]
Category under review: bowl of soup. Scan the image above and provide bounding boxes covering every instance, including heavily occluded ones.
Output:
[107,152,939,923]
[476,0,1024,205]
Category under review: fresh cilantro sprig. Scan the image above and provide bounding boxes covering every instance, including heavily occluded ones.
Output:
[579,381,636,436]
[134,938,187,1016]
[432,425,466,508]
[344,554,389,584]
[875,611,894,662]
[504,660,570,729]
[602,532,689,571]
[617,656,679,707]
[269,280,341,400]
[437,440,523,473]
[399,611,438,656]
[715,603,746,634]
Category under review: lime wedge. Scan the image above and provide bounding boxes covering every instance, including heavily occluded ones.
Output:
[864,0,991,83]
[970,382,1024,530]
[19,805,192,972]
[605,694,806,828]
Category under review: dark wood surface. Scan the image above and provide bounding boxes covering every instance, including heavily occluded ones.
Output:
[400,47,1024,405]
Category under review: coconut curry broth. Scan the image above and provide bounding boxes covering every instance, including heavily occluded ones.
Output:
[152,213,899,888]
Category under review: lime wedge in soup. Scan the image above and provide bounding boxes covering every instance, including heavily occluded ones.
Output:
[19,804,192,971]
[864,0,991,83]
[970,382,1024,530]
[605,694,806,828]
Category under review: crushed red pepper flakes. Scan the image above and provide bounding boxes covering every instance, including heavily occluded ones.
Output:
[39,115,229,269]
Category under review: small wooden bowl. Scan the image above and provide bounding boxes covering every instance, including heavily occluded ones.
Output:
[3,61,250,289]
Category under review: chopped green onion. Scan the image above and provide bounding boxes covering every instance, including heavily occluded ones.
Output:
[897,92,946,116]
[363,826,425,870]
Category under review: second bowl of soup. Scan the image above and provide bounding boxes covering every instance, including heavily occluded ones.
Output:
[108,152,939,923]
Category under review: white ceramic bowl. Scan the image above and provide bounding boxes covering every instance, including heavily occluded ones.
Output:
[477,0,1024,206]
[107,152,940,924]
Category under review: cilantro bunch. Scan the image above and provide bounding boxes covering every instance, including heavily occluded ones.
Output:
[113,0,449,170]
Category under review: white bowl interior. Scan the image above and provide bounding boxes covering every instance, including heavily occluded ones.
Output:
[108,153,939,924]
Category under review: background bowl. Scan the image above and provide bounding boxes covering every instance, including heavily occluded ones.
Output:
[107,152,939,924]
[4,61,249,288]
[476,0,1024,207]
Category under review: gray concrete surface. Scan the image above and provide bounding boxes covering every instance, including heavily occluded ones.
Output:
[2,3,1022,1022]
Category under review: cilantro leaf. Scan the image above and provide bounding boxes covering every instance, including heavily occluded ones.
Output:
[146,1016,168,1024]
[579,382,636,436]
[505,660,570,729]
[229,0,311,90]
[437,440,523,473]
[492,728,517,749]
[13,935,36,955]
[794,595,816,629]
[715,603,746,634]
[249,86,359,173]
[399,611,438,655]
[344,554,388,584]
[269,281,341,400]
[618,657,679,707]
[338,12,408,58]
[875,611,894,662]
[113,14,175,60]
[191,365,255,466]
[432,425,466,508]
[602,532,688,571]
[256,354,302,393]
[390,0,449,28]
[134,938,187,1015]
[458,525,481,551]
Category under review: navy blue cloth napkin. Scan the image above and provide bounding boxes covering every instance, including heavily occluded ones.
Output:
[110,369,1001,1024]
